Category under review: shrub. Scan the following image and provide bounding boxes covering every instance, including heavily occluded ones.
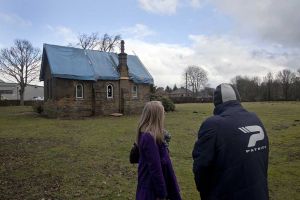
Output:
[161,97,175,112]
[32,101,44,114]
[149,94,175,112]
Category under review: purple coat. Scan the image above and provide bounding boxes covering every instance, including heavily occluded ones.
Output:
[136,132,181,200]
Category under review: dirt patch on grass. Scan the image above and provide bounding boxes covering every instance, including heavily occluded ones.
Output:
[14,111,39,116]
[272,124,290,131]
[0,137,75,155]
[99,157,136,181]
[272,119,300,131]
[0,172,62,200]
[287,151,300,162]
[0,137,75,200]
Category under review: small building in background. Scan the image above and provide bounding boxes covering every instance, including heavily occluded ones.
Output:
[169,88,193,98]
[155,87,167,97]
[198,87,214,99]
[0,81,44,101]
[39,40,153,117]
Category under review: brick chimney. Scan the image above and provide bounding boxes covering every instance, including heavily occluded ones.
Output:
[118,40,129,78]
[118,40,130,114]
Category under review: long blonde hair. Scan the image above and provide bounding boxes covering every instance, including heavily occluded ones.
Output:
[137,101,165,143]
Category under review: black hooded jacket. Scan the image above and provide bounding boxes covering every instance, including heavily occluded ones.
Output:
[192,85,269,200]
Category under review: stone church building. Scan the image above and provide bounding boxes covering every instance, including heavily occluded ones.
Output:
[39,41,153,117]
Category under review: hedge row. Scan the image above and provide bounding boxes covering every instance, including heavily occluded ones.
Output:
[170,97,212,104]
[0,100,38,106]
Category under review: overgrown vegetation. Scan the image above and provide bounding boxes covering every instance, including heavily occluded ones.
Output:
[150,94,175,112]
[161,97,175,112]
[0,103,299,199]
[231,69,300,101]
[32,101,44,114]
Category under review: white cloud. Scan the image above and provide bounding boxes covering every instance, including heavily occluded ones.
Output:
[138,0,300,46]
[46,25,77,44]
[124,35,298,88]
[189,0,204,8]
[138,0,178,15]
[0,12,32,27]
[125,38,193,87]
[187,35,292,85]
[209,0,300,47]
[120,24,156,39]
[138,0,206,14]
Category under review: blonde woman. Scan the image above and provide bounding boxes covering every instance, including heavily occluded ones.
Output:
[136,101,181,200]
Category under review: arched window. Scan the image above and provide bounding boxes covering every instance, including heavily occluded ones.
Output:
[76,84,84,99]
[132,85,138,97]
[107,84,113,98]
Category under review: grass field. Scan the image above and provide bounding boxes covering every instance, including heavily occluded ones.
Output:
[0,102,300,200]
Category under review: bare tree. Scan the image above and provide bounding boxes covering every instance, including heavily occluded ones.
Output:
[293,68,300,100]
[74,32,121,52]
[98,33,121,52]
[263,72,273,101]
[0,39,41,105]
[229,69,300,101]
[277,69,296,100]
[184,65,208,95]
[77,32,99,50]
[231,75,261,101]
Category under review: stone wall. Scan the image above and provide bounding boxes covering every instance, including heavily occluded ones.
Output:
[94,80,120,115]
[43,97,93,118]
[43,67,150,117]
[43,58,51,100]
[123,83,150,115]
[43,78,94,118]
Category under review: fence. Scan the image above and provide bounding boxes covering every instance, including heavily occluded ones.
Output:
[0,100,37,106]
[170,97,213,104]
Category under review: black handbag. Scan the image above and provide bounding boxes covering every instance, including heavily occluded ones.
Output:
[129,142,139,164]
[129,130,172,164]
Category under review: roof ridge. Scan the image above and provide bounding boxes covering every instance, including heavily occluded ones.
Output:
[83,49,98,80]
[108,54,118,70]
[43,43,124,55]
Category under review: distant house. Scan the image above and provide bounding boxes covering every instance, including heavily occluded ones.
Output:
[39,40,154,117]
[169,88,193,97]
[0,81,44,101]
[155,87,167,97]
[198,87,214,99]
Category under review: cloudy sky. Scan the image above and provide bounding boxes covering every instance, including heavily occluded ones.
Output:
[0,0,299,87]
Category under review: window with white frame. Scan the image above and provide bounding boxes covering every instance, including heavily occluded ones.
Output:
[132,85,138,97]
[76,84,84,99]
[107,84,113,98]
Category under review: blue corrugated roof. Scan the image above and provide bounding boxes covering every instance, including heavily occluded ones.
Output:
[40,44,154,84]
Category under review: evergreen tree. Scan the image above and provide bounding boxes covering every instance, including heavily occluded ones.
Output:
[173,84,178,91]
[165,85,172,93]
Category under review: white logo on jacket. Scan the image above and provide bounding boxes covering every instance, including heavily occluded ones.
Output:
[238,125,265,147]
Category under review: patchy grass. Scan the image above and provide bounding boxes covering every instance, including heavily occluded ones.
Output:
[0,102,299,199]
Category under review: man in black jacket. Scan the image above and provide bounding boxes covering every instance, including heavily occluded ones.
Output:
[192,83,269,200]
